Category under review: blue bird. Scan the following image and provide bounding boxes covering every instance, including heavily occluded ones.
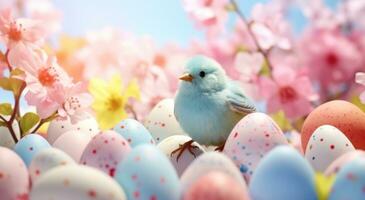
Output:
[173,55,256,158]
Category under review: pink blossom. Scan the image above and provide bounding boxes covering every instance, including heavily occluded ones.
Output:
[259,66,318,119]
[9,46,72,118]
[0,8,46,50]
[298,29,363,87]
[183,0,228,29]
[356,72,365,103]
[49,82,93,123]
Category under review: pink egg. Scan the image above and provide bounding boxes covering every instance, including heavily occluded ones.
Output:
[80,131,131,177]
[325,150,365,176]
[183,171,250,200]
[0,147,29,199]
[53,131,93,162]
[223,112,288,182]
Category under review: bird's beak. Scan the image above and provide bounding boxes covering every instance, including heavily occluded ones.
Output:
[179,73,194,82]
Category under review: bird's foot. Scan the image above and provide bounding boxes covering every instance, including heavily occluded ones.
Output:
[170,140,199,162]
[214,143,225,152]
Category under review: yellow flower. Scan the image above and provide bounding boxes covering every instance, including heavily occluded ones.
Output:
[315,172,336,200]
[89,75,140,130]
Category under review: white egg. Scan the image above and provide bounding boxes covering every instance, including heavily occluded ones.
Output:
[143,98,186,143]
[157,135,205,176]
[0,116,20,148]
[53,131,93,162]
[47,116,99,144]
[29,148,75,183]
[305,125,355,172]
[180,152,247,194]
[30,165,126,200]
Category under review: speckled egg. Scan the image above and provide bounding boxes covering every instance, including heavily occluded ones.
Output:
[223,112,288,181]
[113,119,155,147]
[53,131,93,162]
[47,116,99,144]
[143,98,186,143]
[250,146,317,200]
[0,147,29,200]
[80,131,131,177]
[115,144,181,200]
[183,171,250,200]
[14,134,51,166]
[29,148,75,183]
[180,152,247,195]
[301,100,365,151]
[305,125,355,172]
[0,119,20,148]
[329,157,365,200]
[325,150,365,176]
[157,135,205,176]
[30,165,126,200]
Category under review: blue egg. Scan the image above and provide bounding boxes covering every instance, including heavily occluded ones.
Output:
[14,134,51,166]
[329,157,365,200]
[249,146,317,200]
[115,144,180,200]
[113,119,155,147]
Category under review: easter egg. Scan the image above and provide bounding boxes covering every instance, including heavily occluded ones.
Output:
[29,148,75,183]
[329,157,365,200]
[180,152,247,194]
[325,150,365,176]
[157,135,205,176]
[223,112,288,181]
[53,131,92,162]
[14,134,51,166]
[305,125,355,172]
[115,144,181,200]
[0,119,20,148]
[113,119,155,147]
[30,165,126,200]
[144,98,186,143]
[301,100,365,151]
[47,116,99,144]
[183,171,250,200]
[0,147,29,199]
[80,131,131,177]
[249,146,317,200]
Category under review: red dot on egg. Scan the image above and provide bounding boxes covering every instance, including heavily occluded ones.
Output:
[233,132,238,138]
[109,168,116,177]
[92,149,97,154]
[35,169,40,175]
[330,145,335,150]
[134,191,140,198]
[320,138,324,142]
[88,190,97,197]
[120,125,125,129]
[265,134,270,138]
[128,138,132,143]
[150,195,157,200]
[104,140,108,144]
[0,172,3,179]
[29,147,33,151]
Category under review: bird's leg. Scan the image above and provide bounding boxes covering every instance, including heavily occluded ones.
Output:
[170,140,199,162]
[214,142,226,152]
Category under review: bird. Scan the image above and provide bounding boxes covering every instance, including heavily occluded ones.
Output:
[173,55,256,160]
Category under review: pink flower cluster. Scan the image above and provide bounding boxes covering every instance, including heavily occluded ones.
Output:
[1,0,365,124]
[0,6,92,123]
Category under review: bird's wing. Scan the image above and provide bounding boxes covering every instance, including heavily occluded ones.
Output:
[226,83,256,114]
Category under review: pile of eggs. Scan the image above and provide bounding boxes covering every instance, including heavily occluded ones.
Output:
[1,99,365,200]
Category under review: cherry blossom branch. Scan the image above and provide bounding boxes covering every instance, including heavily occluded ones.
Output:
[126,104,138,121]
[4,49,13,71]
[229,0,274,70]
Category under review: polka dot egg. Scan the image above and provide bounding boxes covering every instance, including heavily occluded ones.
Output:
[14,134,51,166]
[30,165,126,200]
[29,147,75,183]
[113,119,155,147]
[0,147,29,200]
[143,98,186,143]
[305,125,355,172]
[80,130,131,177]
[47,116,99,144]
[223,112,288,181]
[115,144,181,200]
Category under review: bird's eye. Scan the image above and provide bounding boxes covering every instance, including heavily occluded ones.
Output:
[199,71,206,78]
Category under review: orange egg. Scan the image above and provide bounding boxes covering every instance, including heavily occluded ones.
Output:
[301,100,365,152]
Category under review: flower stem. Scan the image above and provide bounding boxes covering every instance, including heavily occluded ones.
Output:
[229,0,274,70]
[126,104,138,121]
[31,112,58,134]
